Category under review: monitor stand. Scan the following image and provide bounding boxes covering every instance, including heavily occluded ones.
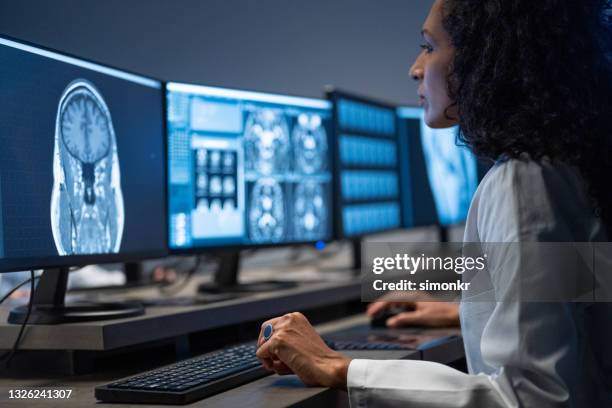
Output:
[198,251,298,294]
[438,226,449,243]
[124,262,143,285]
[351,239,362,273]
[7,267,145,325]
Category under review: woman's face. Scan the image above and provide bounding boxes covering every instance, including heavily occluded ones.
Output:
[410,0,458,128]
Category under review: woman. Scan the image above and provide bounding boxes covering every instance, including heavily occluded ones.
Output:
[256,0,612,406]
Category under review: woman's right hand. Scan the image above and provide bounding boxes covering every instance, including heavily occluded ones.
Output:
[366,292,460,328]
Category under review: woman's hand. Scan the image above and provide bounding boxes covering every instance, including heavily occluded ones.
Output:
[367,292,460,328]
[255,312,352,389]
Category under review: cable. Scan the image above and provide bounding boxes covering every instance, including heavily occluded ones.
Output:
[0,270,35,365]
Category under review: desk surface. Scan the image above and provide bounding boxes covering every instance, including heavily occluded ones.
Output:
[0,277,360,351]
[0,315,462,408]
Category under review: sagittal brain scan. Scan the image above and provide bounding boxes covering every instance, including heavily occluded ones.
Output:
[292,114,327,174]
[248,178,285,242]
[51,80,125,255]
[166,83,332,247]
[420,125,478,225]
[244,109,290,175]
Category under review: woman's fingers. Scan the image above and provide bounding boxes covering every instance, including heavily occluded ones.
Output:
[386,311,425,328]
[259,356,275,371]
[366,301,392,316]
[271,359,293,375]
[257,316,283,347]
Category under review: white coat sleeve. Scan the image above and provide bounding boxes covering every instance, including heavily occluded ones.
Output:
[347,160,581,408]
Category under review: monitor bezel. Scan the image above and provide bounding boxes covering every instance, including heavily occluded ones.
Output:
[0,34,169,273]
[325,87,406,240]
[165,81,336,255]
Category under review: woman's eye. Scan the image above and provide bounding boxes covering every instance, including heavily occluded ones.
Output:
[420,43,433,54]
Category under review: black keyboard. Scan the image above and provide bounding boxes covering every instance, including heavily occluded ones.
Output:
[325,339,408,351]
[95,343,269,405]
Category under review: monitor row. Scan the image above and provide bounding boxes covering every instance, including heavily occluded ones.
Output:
[0,35,480,272]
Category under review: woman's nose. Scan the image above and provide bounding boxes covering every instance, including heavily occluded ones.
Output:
[410,55,424,81]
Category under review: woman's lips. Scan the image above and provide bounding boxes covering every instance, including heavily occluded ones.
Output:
[418,95,426,106]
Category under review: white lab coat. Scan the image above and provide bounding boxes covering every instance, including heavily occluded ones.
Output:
[347,158,612,407]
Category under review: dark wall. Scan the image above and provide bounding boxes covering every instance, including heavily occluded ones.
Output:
[0,0,433,105]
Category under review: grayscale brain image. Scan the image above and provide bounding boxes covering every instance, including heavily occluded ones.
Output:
[293,180,327,241]
[244,109,290,175]
[245,110,329,243]
[0,38,165,265]
[292,113,328,175]
[248,177,286,242]
[51,80,125,255]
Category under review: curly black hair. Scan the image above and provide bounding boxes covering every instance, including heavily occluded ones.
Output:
[442,0,612,231]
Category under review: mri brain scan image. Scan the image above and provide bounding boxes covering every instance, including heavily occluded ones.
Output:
[51,79,124,255]
[292,114,328,174]
[244,109,290,175]
[294,181,327,239]
[248,178,285,242]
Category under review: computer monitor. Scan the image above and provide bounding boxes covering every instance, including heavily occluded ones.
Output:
[326,89,403,240]
[0,36,166,322]
[397,107,479,228]
[166,82,333,290]
[166,82,333,249]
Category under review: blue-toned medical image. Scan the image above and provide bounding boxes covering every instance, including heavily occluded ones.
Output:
[339,135,397,168]
[166,84,333,248]
[293,181,327,240]
[337,99,396,136]
[247,178,286,243]
[332,94,402,237]
[51,79,124,255]
[341,171,398,201]
[292,113,328,174]
[244,109,290,175]
[342,202,400,236]
[420,125,478,225]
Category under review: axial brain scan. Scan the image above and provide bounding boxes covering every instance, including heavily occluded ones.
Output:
[294,181,327,239]
[244,109,290,175]
[51,79,125,255]
[292,113,327,174]
[248,178,285,242]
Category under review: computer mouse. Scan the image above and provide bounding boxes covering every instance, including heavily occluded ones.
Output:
[370,304,415,328]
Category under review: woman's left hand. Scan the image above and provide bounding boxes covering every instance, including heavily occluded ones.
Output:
[255,312,352,389]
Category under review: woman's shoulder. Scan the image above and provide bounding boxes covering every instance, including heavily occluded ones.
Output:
[470,156,598,241]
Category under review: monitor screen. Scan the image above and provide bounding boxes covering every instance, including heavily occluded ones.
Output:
[398,107,478,226]
[328,90,402,238]
[0,36,166,272]
[166,83,333,249]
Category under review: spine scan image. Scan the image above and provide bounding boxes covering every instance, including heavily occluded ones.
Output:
[51,79,125,255]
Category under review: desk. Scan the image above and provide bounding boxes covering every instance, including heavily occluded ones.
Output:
[0,315,462,408]
[0,279,360,351]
